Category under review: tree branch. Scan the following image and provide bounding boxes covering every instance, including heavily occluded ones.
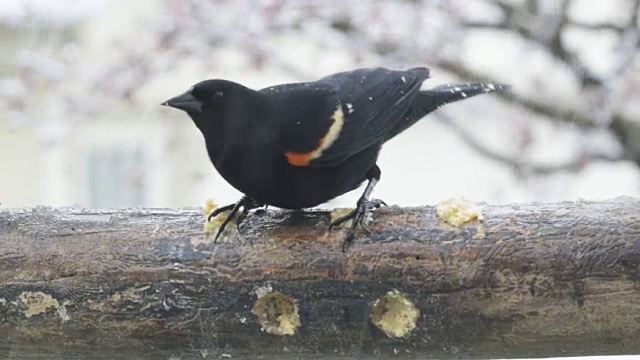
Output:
[2,199,640,359]
[437,60,640,166]
[435,111,624,175]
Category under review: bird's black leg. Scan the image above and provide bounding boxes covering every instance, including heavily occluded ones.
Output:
[208,196,263,243]
[329,164,387,251]
[235,197,263,230]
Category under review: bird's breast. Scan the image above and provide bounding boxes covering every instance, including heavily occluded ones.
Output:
[206,140,380,209]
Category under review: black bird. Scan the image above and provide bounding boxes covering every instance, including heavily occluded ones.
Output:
[163,67,507,250]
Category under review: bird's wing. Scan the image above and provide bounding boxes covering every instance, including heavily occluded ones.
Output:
[271,67,430,168]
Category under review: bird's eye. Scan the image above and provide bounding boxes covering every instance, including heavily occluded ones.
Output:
[212,91,224,101]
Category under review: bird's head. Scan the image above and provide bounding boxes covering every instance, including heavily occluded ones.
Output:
[162,79,254,138]
[162,79,243,115]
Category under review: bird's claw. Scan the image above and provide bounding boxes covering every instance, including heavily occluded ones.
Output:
[329,198,386,252]
[208,196,263,243]
[207,204,234,223]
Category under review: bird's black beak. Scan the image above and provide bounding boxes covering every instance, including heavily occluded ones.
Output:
[162,91,202,113]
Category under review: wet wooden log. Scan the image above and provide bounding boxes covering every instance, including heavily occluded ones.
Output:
[1,197,640,359]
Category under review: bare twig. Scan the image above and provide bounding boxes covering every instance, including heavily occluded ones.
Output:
[435,110,624,175]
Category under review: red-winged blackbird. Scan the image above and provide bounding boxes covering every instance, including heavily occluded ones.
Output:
[163,67,508,250]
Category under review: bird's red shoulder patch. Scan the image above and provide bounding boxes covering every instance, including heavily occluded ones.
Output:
[285,103,345,167]
[285,151,315,167]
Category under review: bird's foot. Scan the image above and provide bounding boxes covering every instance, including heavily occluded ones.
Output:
[329,198,387,252]
[207,196,263,243]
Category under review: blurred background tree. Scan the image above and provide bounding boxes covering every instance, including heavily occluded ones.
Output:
[1,0,638,208]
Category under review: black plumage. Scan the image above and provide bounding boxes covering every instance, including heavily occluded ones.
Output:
[163,66,508,249]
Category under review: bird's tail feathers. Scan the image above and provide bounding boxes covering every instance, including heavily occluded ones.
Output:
[417,82,509,113]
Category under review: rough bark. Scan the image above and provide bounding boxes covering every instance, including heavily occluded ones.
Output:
[1,197,640,359]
